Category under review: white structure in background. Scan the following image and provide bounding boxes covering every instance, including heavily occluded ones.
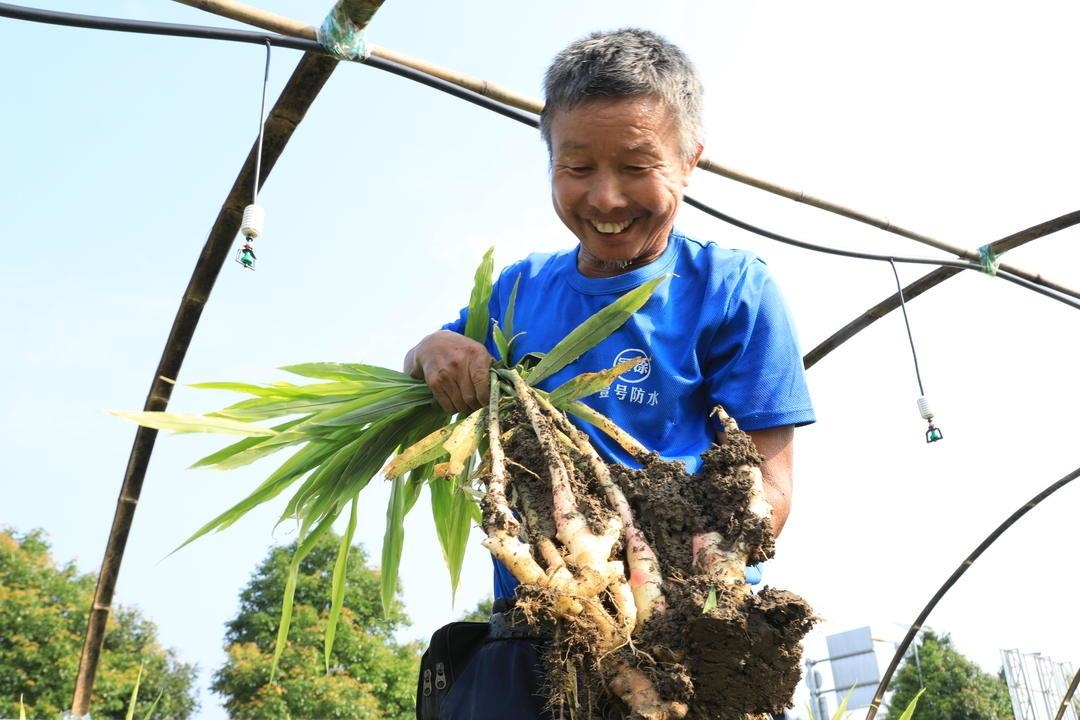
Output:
[1002,649,1078,720]
[805,626,904,720]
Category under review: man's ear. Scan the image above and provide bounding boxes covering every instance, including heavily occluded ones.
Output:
[684,143,704,184]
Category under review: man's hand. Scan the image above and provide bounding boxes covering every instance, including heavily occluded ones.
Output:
[404,330,492,414]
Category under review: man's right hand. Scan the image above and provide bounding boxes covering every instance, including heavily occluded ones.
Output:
[404,330,492,415]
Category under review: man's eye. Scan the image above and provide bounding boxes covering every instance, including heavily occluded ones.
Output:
[625,165,648,173]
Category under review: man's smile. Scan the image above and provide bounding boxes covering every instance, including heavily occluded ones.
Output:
[589,219,635,234]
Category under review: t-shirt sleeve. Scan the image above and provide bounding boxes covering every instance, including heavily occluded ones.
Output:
[440,308,468,335]
[704,258,815,432]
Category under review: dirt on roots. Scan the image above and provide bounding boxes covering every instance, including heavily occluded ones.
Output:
[488,401,817,720]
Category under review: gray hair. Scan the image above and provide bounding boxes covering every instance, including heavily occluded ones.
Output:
[540,28,704,160]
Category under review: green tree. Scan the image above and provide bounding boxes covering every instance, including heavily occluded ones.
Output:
[458,596,494,622]
[0,527,197,719]
[211,532,420,719]
[884,630,1014,720]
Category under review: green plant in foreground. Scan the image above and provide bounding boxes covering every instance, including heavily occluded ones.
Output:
[812,687,923,720]
[118,248,666,680]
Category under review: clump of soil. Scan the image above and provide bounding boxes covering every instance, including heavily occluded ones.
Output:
[484,393,817,720]
[613,447,817,718]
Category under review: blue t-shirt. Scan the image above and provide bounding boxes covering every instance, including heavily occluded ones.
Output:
[443,231,815,598]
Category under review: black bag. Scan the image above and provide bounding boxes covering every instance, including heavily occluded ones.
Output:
[416,621,490,720]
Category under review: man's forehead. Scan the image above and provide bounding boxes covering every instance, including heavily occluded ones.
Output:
[555,139,663,154]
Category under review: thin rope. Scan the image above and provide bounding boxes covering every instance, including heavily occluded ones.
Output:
[889,259,925,396]
[253,39,271,203]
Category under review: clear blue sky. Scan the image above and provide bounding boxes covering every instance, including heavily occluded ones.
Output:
[3,1,1079,717]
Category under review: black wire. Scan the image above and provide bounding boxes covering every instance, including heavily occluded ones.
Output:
[0,2,541,128]
[889,260,926,396]
[684,196,1080,312]
[362,55,540,127]
[3,1,1080,314]
[0,2,318,51]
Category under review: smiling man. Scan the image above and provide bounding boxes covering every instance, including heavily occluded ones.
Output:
[406,28,815,720]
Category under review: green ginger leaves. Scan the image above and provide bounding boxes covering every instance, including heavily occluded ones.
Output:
[116,248,667,679]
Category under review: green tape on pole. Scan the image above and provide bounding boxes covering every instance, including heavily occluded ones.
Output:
[317,4,369,60]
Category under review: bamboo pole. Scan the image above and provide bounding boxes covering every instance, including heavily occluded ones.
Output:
[173,0,1080,304]
[69,45,348,720]
[1053,666,1080,720]
[804,208,1080,368]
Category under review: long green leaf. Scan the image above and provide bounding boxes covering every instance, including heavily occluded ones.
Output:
[491,321,511,365]
[503,272,521,341]
[430,457,479,601]
[188,381,295,397]
[324,497,358,671]
[210,393,362,422]
[191,417,308,469]
[546,355,646,407]
[310,387,434,428]
[271,514,334,681]
[278,432,369,523]
[381,475,409,618]
[141,690,164,720]
[896,688,926,720]
[526,273,669,386]
[112,411,275,437]
[280,362,416,384]
[291,407,438,535]
[174,439,339,553]
[193,430,310,471]
[404,463,432,514]
[378,405,451,613]
[124,663,144,720]
[833,686,855,720]
[463,247,494,343]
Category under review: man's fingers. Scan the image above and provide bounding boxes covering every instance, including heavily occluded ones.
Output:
[471,364,491,408]
[432,381,469,415]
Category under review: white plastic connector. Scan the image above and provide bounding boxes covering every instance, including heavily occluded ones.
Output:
[241,204,265,239]
[916,395,933,421]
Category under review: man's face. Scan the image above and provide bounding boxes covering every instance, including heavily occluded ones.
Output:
[548,96,701,278]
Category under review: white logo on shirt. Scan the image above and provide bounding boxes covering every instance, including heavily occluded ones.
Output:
[613,348,651,384]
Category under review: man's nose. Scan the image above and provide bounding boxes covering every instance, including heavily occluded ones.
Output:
[587,170,627,213]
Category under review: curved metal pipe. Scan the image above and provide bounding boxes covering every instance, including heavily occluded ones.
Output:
[864,464,1080,720]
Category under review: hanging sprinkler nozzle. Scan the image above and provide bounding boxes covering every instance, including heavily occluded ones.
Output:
[917,395,943,443]
[235,204,264,270]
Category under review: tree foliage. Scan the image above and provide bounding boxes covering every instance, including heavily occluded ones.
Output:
[211,532,420,719]
[458,596,494,622]
[0,527,197,719]
[884,630,1013,720]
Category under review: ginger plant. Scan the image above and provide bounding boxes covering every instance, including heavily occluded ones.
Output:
[120,248,814,718]
[118,249,666,676]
